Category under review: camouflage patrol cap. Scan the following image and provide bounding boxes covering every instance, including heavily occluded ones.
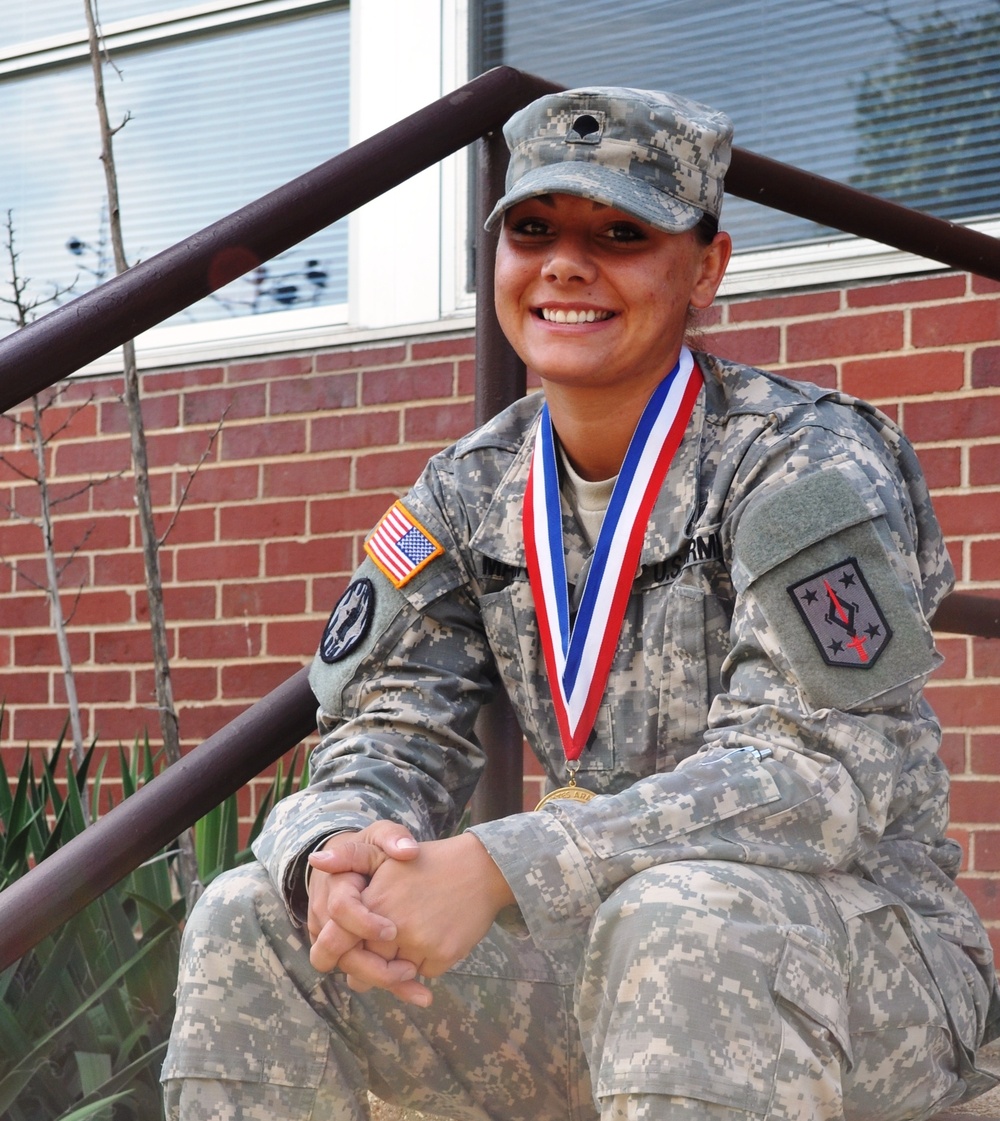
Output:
[485,86,733,234]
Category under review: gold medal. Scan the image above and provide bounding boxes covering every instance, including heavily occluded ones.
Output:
[534,763,595,810]
[534,784,596,810]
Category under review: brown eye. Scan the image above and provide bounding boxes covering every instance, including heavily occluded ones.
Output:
[606,222,646,243]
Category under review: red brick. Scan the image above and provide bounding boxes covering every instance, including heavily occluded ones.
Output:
[913,300,1000,348]
[0,670,51,703]
[221,660,306,699]
[52,436,130,476]
[266,618,323,657]
[140,664,219,703]
[905,396,1000,443]
[148,428,224,470]
[59,669,132,704]
[355,448,432,490]
[38,401,98,442]
[787,311,904,362]
[150,584,218,622]
[971,735,1000,777]
[973,347,1000,389]
[411,336,475,360]
[930,492,1000,536]
[0,520,49,557]
[775,364,838,389]
[846,274,967,308]
[228,355,312,383]
[100,394,179,435]
[957,874,1000,921]
[14,630,89,667]
[264,456,351,498]
[971,276,1000,296]
[968,441,1000,486]
[970,540,1000,582]
[916,445,961,489]
[11,706,91,745]
[93,550,147,587]
[221,420,307,462]
[404,401,476,443]
[938,731,966,774]
[316,344,406,372]
[177,622,263,660]
[65,589,133,627]
[311,411,400,452]
[147,365,224,393]
[457,359,477,397]
[157,505,217,546]
[176,544,261,582]
[311,493,399,534]
[842,351,964,400]
[949,777,1000,823]
[973,637,1000,679]
[221,579,307,617]
[361,364,453,406]
[934,636,967,680]
[183,464,259,504]
[264,537,353,578]
[0,594,50,629]
[219,499,306,541]
[699,326,781,367]
[93,627,158,665]
[926,681,1000,726]
[183,384,265,426]
[728,290,840,322]
[270,372,358,415]
[972,831,1000,872]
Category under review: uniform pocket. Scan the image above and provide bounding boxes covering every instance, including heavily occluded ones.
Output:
[773,925,853,1067]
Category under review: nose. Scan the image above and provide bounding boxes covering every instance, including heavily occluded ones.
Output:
[542,232,597,285]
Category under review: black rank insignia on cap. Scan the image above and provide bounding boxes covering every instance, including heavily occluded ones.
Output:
[320,578,374,664]
[788,557,891,670]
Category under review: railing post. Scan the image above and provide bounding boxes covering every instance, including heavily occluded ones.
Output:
[471,126,528,824]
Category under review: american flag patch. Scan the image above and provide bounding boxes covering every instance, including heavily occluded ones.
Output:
[365,501,444,588]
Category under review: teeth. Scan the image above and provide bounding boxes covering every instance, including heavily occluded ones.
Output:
[541,308,612,323]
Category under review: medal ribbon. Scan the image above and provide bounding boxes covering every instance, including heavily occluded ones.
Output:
[524,348,702,761]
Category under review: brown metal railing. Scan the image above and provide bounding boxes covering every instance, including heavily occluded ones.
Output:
[0,67,998,969]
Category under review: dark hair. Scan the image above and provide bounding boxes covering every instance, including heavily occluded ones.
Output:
[692,211,719,246]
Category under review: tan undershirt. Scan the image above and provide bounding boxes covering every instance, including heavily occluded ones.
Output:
[558,444,617,550]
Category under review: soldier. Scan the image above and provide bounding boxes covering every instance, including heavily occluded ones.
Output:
[163,87,1000,1121]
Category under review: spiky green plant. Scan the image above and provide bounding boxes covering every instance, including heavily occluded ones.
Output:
[0,721,307,1119]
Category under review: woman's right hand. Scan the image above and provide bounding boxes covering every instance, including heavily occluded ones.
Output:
[305,822,432,1006]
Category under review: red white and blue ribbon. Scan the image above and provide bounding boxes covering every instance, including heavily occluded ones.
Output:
[523,348,702,760]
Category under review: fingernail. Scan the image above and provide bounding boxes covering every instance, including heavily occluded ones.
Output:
[395,837,419,851]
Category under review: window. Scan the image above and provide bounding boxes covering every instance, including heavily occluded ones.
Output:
[1,1,350,344]
[474,0,1000,292]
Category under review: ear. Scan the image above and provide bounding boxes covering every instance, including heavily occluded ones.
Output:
[689,231,732,310]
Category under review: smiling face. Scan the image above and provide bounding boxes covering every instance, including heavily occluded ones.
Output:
[494,194,730,404]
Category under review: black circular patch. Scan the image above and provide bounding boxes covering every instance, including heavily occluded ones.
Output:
[319,578,374,664]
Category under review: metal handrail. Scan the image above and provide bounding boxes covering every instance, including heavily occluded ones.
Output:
[0,66,999,970]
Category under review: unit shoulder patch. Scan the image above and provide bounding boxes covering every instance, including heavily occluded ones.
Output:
[364,501,444,589]
[320,578,375,664]
[788,557,891,670]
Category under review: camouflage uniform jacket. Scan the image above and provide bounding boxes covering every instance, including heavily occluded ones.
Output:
[253,351,999,1037]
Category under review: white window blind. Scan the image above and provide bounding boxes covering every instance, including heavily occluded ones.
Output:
[475,0,1000,253]
[0,1,349,338]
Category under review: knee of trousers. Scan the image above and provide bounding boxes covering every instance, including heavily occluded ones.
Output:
[162,863,337,1093]
[576,861,852,1115]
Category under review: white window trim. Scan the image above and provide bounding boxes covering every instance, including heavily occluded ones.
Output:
[58,0,997,376]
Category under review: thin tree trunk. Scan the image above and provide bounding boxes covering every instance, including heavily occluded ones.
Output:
[82,0,200,906]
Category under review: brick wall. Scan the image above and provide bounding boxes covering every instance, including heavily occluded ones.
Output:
[1,269,999,946]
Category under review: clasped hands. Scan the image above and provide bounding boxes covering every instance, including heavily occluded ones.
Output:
[306,821,515,1007]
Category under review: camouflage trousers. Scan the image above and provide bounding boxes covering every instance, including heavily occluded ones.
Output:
[161,859,989,1121]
